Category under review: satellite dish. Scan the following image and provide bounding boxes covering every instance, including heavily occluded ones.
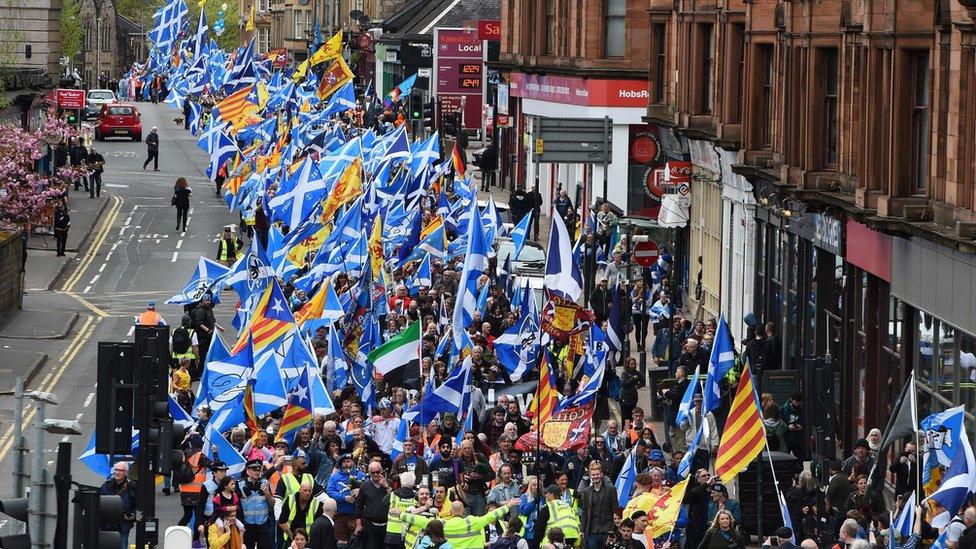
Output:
[349,9,364,20]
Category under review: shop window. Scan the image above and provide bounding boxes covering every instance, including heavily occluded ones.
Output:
[804,247,818,357]
[604,0,626,57]
[960,331,976,413]
[907,50,930,194]
[937,321,956,403]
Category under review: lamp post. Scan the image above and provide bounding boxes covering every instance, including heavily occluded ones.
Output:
[93,0,103,88]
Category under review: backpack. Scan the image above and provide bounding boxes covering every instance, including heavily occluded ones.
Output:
[172,327,192,354]
[177,456,197,484]
[489,536,522,549]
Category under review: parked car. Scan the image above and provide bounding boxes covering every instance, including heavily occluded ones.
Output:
[512,273,545,310]
[83,89,116,120]
[495,237,546,275]
[95,104,142,141]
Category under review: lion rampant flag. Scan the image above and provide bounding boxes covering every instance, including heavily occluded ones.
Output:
[320,158,362,222]
[316,56,354,100]
[368,216,384,276]
[647,477,690,539]
[310,30,343,65]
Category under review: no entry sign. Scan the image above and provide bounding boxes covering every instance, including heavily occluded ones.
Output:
[632,241,659,268]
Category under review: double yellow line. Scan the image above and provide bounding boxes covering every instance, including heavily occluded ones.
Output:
[0,315,99,459]
[62,195,123,293]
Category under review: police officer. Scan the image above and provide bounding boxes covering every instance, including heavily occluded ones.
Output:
[197,461,228,539]
[239,459,274,549]
[216,226,243,267]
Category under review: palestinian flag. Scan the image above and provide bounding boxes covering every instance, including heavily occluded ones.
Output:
[367,320,421,389]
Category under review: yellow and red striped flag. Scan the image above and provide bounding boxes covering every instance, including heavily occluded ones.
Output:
[244,379,259,437]
[526,352,558,424]
[217,84,258,125]
[716,361,767,482]
[231,279,295,354]
[451,141,465,179]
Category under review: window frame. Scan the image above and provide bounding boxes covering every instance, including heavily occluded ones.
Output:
[604,0,626,58]
[907,49,930,195]
[822,48,840,169]
[699,23,714,114]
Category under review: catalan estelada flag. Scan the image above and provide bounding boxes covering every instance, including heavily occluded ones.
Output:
[451,141,465,179]
[526,351,558,424]
[243,378,259,437]
[275,364,313,445]
[217,84,258,125]
[231,279,295,354]
[716,359,766,482]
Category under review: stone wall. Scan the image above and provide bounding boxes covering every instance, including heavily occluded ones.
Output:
[0,230,24,318]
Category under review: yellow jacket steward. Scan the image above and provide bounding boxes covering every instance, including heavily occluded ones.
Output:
[280,472,314,500]
[403,505,510,549]
[543,500,581,543]
[386,492,416,537]
[282,495,320,539]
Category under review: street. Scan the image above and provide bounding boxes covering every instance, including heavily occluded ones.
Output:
[0,101,236,536]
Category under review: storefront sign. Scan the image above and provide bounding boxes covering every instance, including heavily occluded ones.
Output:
[813,214,844,257]
[846,220,891,282]
[434,28,483,130]
[496,83,509,115]
[477,20,501,41]
[56,88,86,109]
[509,72,649,108]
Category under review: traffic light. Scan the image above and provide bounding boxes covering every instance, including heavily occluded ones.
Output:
[0,498,30,549]
[72,488,122,549]
[422,101,435,131]
[409,90,424,120]
[95,342,136,455]
[66,109,79,126]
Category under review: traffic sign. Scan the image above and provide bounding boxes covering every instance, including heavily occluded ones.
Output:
[56,88,86,109]
[632,241,659,268]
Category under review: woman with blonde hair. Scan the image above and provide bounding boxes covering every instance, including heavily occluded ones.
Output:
[697,509,747,549]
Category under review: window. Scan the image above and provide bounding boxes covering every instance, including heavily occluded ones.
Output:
[699,24,714,114]
[545,0,556,54]
[257,27,270,54]
[652,23,666,104]
[258,0,270,12]
[727,24,745,123]
[823,48,839,167]
[294,11,304,40]
[759,45,774,147]
[908,50,930,193]
[604,0,626,57]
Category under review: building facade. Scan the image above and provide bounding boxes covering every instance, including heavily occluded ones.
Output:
[494,0,668,219]
[0,0,62,86]
[77,0,145,86]
[651,0,976,448]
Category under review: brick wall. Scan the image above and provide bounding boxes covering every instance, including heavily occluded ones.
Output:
[0,230,24,318]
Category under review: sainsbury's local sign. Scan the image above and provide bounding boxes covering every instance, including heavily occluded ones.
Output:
[509,72,650,108]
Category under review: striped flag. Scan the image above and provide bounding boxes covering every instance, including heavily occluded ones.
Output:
[451,141,465,179]
[716,362,766,482]
[243,379,259,436]
[232,279,295,354]
[217,84,258,125]
[526,351,558,423]
[275,363,314,445]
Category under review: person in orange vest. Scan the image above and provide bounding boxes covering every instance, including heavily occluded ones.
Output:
[136,300,167,326]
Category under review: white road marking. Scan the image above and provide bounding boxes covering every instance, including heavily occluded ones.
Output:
[155,239,160,244]
[75,412,83,420]
[61,436,69,442]
[127,325,135,337]
[104,184,129,188]
[176,239,183,249]
[98,263,106,273]
[83,285,91,293]
[171,251,178,262]
[89,274,99,285]
[83,392,95,407]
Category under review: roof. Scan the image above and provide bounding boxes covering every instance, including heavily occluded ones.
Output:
[380,0,499,43]
[115,13,143,35]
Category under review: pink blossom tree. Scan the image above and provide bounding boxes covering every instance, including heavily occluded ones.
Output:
[0,115,88,228]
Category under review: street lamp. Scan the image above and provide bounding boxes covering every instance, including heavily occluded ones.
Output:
[93,0,103,88]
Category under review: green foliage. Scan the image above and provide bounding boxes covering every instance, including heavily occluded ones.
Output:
[60,0,83,59]
[190,0,241,52]
[115,0,166,30]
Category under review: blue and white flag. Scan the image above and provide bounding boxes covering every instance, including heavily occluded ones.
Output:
[777,490,797,543]
[675,367,702,427]
[324,326,349,391]
[677,422,704,478]
[221,235,273,301]
[79,430,140,478]
[321,281,345,323]
[403,357,472,425]
[203,422,246,476]
[923,420,976,528]
[511,212,532,261]
[322,82,357,117]
[494,291,540,382]
[555,351,605,412]
[451,200,489,349]
[892,491,916,540]
[922,406,967,467]
[703,316,735,414]
[544,207,582,301]
[206,129,240,180]
[193,334,232,411]
[165,257,230,305]
[168,394,195,429]
[615,450,637,506]
[413,253,432,288]
[390,416,410,461]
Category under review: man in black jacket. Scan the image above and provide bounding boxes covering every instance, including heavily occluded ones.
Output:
[509,183,532,225]
[479,145,498,190]
[309,498,338,549]
[355,461,390,548]
[589,277,612,324]
[887,441,919,497]
[53,200,70,256]
[527,185,543,240]
[87,147,105,198]
[143,127,160,171]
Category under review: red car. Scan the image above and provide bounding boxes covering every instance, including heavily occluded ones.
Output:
[95,104,142,141]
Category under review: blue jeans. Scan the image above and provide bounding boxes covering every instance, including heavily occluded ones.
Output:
[584,533,607,549]
[119,525,131,549]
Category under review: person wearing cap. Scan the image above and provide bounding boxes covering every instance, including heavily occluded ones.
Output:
[707,482,741,523]
[326,453,366,543]
[589,276,612,324]
[143,126,160,170]
[135,300,167,326]
[196,461,229,537]
[679,393,719,471]
[239,458,274,549]
[762,527,801,549]
[841,439,874,479]
[216,226,244,267]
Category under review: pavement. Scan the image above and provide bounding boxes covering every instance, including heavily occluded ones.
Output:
[0,101,242,539]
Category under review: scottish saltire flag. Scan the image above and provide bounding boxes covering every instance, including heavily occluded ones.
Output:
[203,422,246,476]
[554,350,605,412]
[931,529,950,549]
[413,253,432,289]
[606,285,625,352]
[544,207,583,301]
[777,491,797,543]
[416,221,447,259]
[79,431,140,478]
[321,282,345,323]
[455,399,475,447]
[390,416,409,460]
[675,367,702,427]
[923,421,976,528]
[324,326,349,391]
[703,316,735,414]
[206,129,240,180]
[198,336,255,413]
[190,8,208,61]
[892,491,916,540]
[615,450,637,506]
[321,82,356,117]
[268,157,325,229]
[187,99,203,135]
[168,394,194,429]
[495,291,540,381]
[166,257,229,305]
[922,406,966,468]
[224,38,257,93]
[148,0,188,51]
[403,356,472,424]
[677,422,703,478]
[498,255,513,298]
[584,324,609,377]
[408,132,440,176]
[451,199,489,349]
[511,212,532,260]
[221,235,273,301]
[193,334,236,411]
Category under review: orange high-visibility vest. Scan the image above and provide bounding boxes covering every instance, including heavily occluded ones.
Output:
[137,310,163,326]
[180,452,207,493]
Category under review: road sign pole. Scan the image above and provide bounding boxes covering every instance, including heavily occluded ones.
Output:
[602,115,610,201]
[12,377,25,498]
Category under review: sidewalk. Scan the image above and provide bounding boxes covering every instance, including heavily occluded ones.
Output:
[25,189,111,291]
[470,168,552,245]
